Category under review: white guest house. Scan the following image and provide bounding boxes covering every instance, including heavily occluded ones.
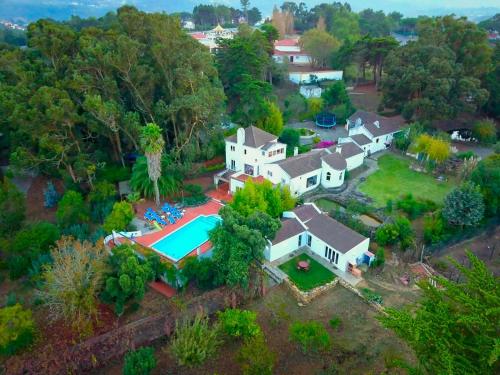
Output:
[265,203,370,273]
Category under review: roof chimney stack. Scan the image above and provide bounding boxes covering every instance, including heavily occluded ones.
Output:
[374,120,380,128]
[236,127,245,145]
[294,147,299,156]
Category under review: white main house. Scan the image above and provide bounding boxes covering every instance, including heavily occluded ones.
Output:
[215,110,405,197]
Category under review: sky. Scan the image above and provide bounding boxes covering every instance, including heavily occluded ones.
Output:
[1,0,499,23]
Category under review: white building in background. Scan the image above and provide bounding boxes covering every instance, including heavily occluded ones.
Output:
[289,70,343,84]
[265,203,370,272]
[272,39,311,65]
[299,85,322,98]
[190,24,237,53]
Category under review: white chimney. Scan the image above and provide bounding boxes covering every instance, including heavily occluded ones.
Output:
[236,127,245,144]
[335,145,342,154]
[374,120,380,128]
[293,147,298,156]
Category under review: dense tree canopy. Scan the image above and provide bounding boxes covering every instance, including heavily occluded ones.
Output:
[0,6,225,185]
[299,28,340,68]
[470,154,500,218]
[379,252,499,374]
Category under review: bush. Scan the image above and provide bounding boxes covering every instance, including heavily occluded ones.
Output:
[442,182,485,227]
[472,120,497,144]
[423,212,449,244]
[456,151,477,160]
[43,181,60,208]
[330,209,371,237]
[170,315,221,367]
[376,217,415,250]
[103,201,135,233]
[180,257,218,290]
[88,181,117,223]
[396,193,437,219]
[237,333,275,375]
[328,316,342,329]
[361,288,383,304]
[289,321,331,354]
[372,248,386,267]
[184,183,203,197]
[97,164,131,184]
[0,304,35,356]
[0,178,25,236]
[346,199,373,215]
[386,199,393,213]
[322,81,350,107]
[56,190,89,228]
[279,128,300,155]
[123,346,157,375]
[217,309,261,340]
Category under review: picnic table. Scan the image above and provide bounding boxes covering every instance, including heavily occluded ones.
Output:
[297,260,310,271]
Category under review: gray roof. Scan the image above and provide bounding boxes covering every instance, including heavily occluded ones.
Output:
[350,134,372,146]
[226,126,277,148]
[307,214,367,254]
[348,110,405,137]
[262,141,278,151]
[274,150,326,178]
[331,142,364,158]
[293,204,320,223]
[272,218,305,245]
[322,153,347,171]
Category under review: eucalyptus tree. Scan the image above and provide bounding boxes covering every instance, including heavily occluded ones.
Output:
[139,123,165,207]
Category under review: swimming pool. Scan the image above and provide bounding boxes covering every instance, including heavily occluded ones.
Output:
[150,215,221,261]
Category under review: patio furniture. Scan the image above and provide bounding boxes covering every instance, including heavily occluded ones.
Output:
[297,260,310,271]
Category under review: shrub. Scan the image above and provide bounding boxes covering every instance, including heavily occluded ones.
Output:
[43,181,60,208]
[180,257,217,290]
[170,315,221,367]
[56,190,89,228]
[217,309,261,340]
[386,199,393,213]
[0,304,35,356]
[279,128,300,154]
[455,151,477,160]
[237,333,276,375]
[396,193,437,219]
[289,321,331,354]
[322,81,350,107]
[361,288,383,304]
[328,316,342,329]
[372,248,386,267]
[423,212,449,244]
[0,178,25,236]
[88,181,117,223]
[376,217,415,250]
[472,119,497,144]
[306,97,324,119]
[442,182,485,227]
[123,347,157,375]
[103,201,135,233]
[346,199,373,215]
[97,164,131,184]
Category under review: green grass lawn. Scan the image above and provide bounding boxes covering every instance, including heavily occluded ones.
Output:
[358,154,455,208]
[314,198,344,212]
[279,253,336,291]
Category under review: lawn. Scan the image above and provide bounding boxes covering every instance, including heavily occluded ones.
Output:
[358,154,455,207]
[279,253,336,291]
[314,198,345,212]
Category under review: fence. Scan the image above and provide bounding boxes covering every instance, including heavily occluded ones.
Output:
[5,287,244,375]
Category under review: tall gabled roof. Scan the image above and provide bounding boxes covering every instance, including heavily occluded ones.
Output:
[348,110,405,137]
[272,218,305,245]
[273,150,326,178]
[226,126,278,148]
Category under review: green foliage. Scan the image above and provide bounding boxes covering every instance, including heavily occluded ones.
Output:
[472,120,497,144]
[180,256,218,290]
[322,81,350,107]
[103,201,135,233]
[372,248,386,267]
[411,134,451,165]
[8,221,60,279]
[237,333,276,375]
[376,217,415,250]
[217,309,261,340]
[123,346,157,375]
[0,178,25,237]
[230,179,296,218]
[88,180,117,223]
[283,94,307,122]
[328,316,342,329]
[442,182,485,227]
[289,321,331,354]
[130,156,183,200]
[470,154,500,217]
[43,181,60,208]
[378,251,499,375]
[170,315,221,367]
[0,304,35,356]
[210,206,280,287]
[56,190,89,228]
[423,212,449,245]
[279,128,300,155]
[256,101,284,136]
[305,97,324,119]
[299,28,340,68]
[329,209,371,237]
[102,245,154,316]
[361,288,383,304]
[396,193,437,219]
[97,165,131,184]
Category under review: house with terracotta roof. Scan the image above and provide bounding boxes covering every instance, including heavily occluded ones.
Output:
[216,126,365,196]
[189,24,237,53]
[265,203,370,272]
[342,110,406,156]
[273,38,311,65]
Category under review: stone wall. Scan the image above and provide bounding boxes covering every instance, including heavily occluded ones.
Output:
[284,277,339,305]
[338,278,386,314]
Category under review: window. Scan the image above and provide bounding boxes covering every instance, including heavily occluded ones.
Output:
[324,246,328,257]
[272,150,276,156]
[298,235,302,247]
[267,171,273,177]
[376,138,379,143]
[244,164,254,176]
[268,152,272,157]
[244,149,247,154]
[230,160,235,170]
[328,248,332,260]
[335,252,339,264]
[326,172,331,181]
[339,172,343,180]
[307,235,312,247]
[230,145,235,151]
[306,175,317,188]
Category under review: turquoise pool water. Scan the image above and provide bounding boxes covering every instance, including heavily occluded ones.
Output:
[151,215,221,261]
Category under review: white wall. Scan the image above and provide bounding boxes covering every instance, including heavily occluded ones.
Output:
[309,234,369,272]
[300,86,322,98]
[275,45,301,52]
[289,70,343,84]
[320,161,344,189]
[344,153,364,171]
[289,169,322,196]
[262,164,290,186]
[267,233,304,262]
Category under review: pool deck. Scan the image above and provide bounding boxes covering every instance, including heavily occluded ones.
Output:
[134,200,223,261]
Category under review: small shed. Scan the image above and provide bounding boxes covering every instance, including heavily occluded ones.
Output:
[300,85,322,98]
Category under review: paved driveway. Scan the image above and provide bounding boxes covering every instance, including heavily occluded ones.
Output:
[286,121,348,142]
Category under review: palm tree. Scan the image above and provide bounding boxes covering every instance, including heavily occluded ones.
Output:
[139,123,165,207]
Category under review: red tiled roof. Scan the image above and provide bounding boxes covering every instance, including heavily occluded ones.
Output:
[233,174,267,183]
[191,32,206,40]
[275,39,299,46]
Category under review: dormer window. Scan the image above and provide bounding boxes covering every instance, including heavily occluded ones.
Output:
[326,172,331,181]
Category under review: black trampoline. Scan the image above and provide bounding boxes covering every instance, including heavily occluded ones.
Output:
[315,112,336,128]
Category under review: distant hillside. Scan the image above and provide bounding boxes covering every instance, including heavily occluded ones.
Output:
[478,13,500,31]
